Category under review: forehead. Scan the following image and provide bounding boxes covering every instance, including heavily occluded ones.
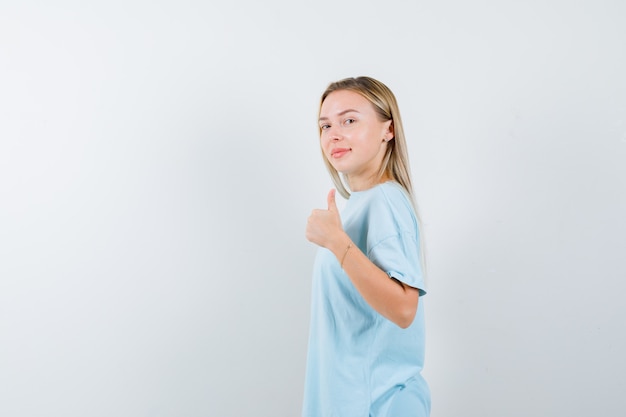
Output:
[319,89,374,117]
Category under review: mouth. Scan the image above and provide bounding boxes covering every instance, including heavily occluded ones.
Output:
[331,148,350,159]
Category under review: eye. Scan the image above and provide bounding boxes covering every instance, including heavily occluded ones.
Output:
[344,118,356,125]
[320,123,331,130]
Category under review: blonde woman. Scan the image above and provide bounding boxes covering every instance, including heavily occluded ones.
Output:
[303,77,430,417]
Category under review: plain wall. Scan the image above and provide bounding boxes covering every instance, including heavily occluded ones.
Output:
[1,1,625,416]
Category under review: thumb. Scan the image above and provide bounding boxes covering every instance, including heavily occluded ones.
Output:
[327,189,338,212]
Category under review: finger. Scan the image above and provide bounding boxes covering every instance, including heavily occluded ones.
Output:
[327,189,337,212]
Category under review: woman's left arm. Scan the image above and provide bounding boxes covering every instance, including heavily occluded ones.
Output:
[306,189,419,329]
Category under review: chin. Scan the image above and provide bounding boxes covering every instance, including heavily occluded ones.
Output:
[332,165,351,175]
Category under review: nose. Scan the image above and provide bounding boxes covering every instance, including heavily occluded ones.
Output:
[327,126,342,141]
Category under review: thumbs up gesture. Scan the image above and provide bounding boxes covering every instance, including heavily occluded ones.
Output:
[306,189,344,249]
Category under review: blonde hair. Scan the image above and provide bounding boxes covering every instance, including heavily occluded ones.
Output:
[319,76,427,276]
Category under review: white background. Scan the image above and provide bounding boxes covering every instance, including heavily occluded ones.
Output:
[1,1,625,416]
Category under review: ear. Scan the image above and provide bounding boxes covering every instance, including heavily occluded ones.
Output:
[383,120,394,142]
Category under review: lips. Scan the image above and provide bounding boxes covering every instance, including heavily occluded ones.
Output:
[331,147,350,158]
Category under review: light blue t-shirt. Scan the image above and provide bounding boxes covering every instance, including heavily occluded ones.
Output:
[302,181,429,417]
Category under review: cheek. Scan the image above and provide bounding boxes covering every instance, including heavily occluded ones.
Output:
[319,137,332,155]
[320,132,335,146]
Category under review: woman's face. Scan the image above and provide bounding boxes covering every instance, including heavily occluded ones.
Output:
[318,90,393,189]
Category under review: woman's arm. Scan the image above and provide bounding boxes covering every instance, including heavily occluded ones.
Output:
[306,189,419,329]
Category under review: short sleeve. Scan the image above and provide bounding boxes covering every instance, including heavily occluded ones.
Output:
[368,232,426,296]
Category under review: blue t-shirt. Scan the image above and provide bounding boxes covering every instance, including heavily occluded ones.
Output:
[302,181,428,417]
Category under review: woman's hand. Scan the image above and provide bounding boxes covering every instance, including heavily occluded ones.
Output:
[306,189,345,249]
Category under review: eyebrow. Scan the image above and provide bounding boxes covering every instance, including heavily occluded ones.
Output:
[318,109,360,121]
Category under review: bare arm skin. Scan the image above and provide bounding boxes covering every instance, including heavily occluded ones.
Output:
[306,189,419,329]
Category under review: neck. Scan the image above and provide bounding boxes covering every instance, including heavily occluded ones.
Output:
[347,172,392,192]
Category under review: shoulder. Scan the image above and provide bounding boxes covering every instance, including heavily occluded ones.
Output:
[366,182,415,217]
[377,182,413,206]
[352,182,418,234]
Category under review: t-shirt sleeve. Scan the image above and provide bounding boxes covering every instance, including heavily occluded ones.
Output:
[368,232,426,296]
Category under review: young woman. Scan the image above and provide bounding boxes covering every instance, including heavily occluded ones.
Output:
[303,77,430,417]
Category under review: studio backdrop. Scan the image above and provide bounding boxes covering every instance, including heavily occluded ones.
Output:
[1,1,625,416]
